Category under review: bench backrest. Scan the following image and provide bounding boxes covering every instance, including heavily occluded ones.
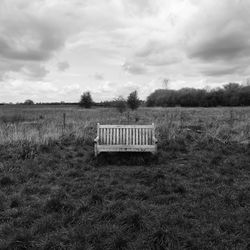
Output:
[97,124,155,145]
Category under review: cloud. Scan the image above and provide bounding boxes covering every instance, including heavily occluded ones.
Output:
[186,1,250,64]
[0,0,73,80]
[200,65,243,77]
[57,61,70,71]
[122,62,147,75]
[93,73,104,80]
[2,0,250,102]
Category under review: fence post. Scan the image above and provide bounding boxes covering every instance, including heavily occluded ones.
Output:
[62,113,66,134]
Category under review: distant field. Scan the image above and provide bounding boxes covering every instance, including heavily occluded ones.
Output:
[0,105,249,144]
[0,105,249,249]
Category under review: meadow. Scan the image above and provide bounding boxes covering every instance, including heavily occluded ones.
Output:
[0,105,250,249]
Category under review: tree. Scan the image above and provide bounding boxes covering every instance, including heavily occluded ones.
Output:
[127,90,140,110]
[24,99,34,105]
[79,91,93,108]
[114,96,127,113]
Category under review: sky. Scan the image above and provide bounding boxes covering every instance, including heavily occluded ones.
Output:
[0,0,250,103]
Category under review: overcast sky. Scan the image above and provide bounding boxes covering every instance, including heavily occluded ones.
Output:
[1,0,250,102]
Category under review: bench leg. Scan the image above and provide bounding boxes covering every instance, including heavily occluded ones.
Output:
[94,144,98,157]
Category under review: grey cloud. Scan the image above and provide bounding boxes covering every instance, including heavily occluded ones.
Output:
[0,17,65,62]
[122,62,147,74]
[93,73,104,80]
[58,61,70,71]
[22,64,49,79]
[135,40,166,58]
[181,0,250,79]
[188,31,250,62]
[200,65,243,77]
[0,1,68,80]
[133,39,182,67]
[186,1,250,63]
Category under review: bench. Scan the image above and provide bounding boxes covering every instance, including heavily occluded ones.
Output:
[94,123,157,156]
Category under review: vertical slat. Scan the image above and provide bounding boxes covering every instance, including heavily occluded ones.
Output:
[137,128,139,145]
[132,128,135,145]
[119,128,121,144]
[101,128,103,144]
[118,128,120,144]
[110,128,113,145]
[126,128,128,145]
[116,128,119,144]
[128,128,132,145]
[149,128,152,145]
[135,128,138,145]
[123,128,125,144]
[139,128,141,145]
[121,128,122,144]
[124,128,126,144]
[145,128,148,145]
[138,128,140,145]
[121,128,123,144]
[106,128,109,145]
[112,128,114,145]
[142,128,145,145]
[113,128,115,145]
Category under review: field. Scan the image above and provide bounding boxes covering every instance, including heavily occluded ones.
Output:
[0,105,250,249]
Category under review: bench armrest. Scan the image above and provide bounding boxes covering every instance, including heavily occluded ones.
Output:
[153,136,158,144]
[94,136,99,144]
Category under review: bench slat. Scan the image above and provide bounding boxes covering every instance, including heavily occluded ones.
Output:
[97,126,156,146]
[139,128,142,145]
[99,125,154,129]
[95,124,157,156]
[142,128,145,145]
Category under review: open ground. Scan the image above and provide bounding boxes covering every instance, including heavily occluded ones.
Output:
[0,105,250,249]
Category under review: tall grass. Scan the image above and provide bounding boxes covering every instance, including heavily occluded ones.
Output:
[0,105,249,145]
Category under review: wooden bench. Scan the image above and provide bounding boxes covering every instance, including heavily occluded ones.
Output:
[94,123,157,156]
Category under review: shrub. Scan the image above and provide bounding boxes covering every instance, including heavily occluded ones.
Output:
[79,91,93,108]
[127,91,140,110]
[114,96,127,113]
[24,99,34,105]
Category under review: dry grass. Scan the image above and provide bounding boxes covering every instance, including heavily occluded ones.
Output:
[0,105,249,249]
[0,105,249,145]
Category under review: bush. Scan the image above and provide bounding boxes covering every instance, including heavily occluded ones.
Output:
[24,99,34,105]
[127,91,140,110]
[114,96,127,113]
[79,91,93,108]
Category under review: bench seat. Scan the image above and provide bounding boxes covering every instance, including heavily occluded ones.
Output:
[94,124,157,156]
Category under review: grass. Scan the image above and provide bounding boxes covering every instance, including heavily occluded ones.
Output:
[0,105,249,249]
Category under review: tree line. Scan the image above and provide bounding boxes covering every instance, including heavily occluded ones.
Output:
[5,82,249,108]
[146,83,250,107]
[79,90,141,112]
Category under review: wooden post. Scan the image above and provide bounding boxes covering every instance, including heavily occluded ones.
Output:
[62,113,66,135]
[63,113,66,129]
